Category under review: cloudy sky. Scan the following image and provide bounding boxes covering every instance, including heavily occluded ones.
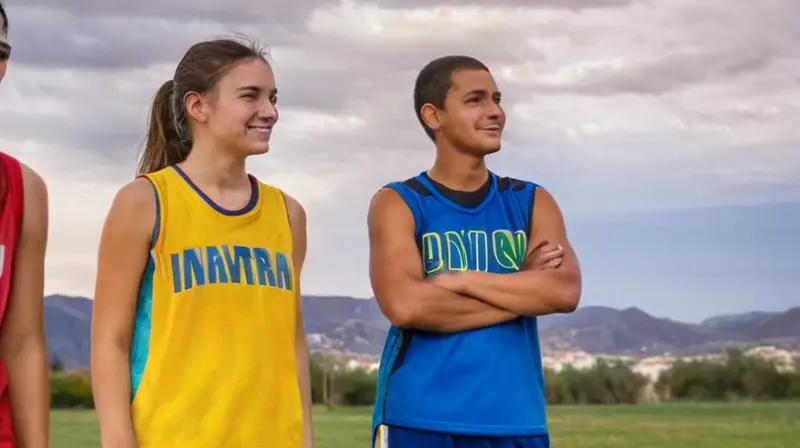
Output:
[1,0,798,322]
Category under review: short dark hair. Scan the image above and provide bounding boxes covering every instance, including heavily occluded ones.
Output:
[0,2,8,35]
[413,55,489,141]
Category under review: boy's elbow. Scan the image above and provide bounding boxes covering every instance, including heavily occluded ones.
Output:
[383,299,418,328]
[554,275,582,313]
[375,285,420,328]
[555,294,580,313]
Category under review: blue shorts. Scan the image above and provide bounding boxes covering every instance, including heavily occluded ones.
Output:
[377,426,550,448]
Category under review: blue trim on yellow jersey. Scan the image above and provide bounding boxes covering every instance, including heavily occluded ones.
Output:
[129,177,160,400]
[170,164,259,216]
[134,175,161,248]
[130,256,155,401]
[150,179,161,248]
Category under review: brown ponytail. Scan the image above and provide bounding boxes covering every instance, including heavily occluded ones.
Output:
[137,80,190,175]
[137,37,268,175]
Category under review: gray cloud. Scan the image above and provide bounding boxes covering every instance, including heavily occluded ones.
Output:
[6,0,798,166]
[541,0,798,96]
[7,0,637,21]
[7,8,299,69]
[2,0,799,298]
[536,48,777,96]
[4,0,329,27]
[375,0,636,6]
[3,0,639,72]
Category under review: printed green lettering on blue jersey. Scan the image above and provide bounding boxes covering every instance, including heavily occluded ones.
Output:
[372,172,549,439]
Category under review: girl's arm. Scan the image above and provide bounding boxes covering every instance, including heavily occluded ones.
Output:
[284,193,314,448]
[91,178,156,448]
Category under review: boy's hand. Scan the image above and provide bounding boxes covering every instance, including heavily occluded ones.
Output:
[529,242,564,269]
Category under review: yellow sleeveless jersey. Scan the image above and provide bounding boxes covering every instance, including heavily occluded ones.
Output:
[130,165,302,448]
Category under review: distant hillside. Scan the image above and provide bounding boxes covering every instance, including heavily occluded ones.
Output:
[44,294,390,368]
[743,307,800,340]
[700,311,778,331]
[300,296,388,355]
[541,306,711,355]
[44,295,799,368]
[44,295,93,369]
[538,306,719,354]
[540,306,800,356]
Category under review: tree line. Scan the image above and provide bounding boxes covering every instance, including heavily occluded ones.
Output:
[49,348,800,409]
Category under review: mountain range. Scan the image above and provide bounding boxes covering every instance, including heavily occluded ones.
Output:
[44,294,799,369]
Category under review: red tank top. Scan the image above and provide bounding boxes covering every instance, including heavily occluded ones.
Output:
[0,151,23,446]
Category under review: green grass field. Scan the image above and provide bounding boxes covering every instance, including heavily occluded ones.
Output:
[51,402,800,447]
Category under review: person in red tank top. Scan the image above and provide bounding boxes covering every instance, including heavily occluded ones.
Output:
[0,4,52,447]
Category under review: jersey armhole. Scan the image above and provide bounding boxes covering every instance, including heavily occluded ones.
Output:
[526,183,539,237]
[0,155,25,260]
[137,175,162,251]
[7,156,24,232]
[384,182,423,241]
[275,188,304,298]
[275,188,295,255]
[499,175,538,237]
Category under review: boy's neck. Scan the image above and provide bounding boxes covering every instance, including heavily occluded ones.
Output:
[428,151,489,192]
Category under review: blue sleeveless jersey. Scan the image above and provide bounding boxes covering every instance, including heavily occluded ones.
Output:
[372,171,549,438]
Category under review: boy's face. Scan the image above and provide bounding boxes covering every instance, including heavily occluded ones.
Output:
[437,69,506,156]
